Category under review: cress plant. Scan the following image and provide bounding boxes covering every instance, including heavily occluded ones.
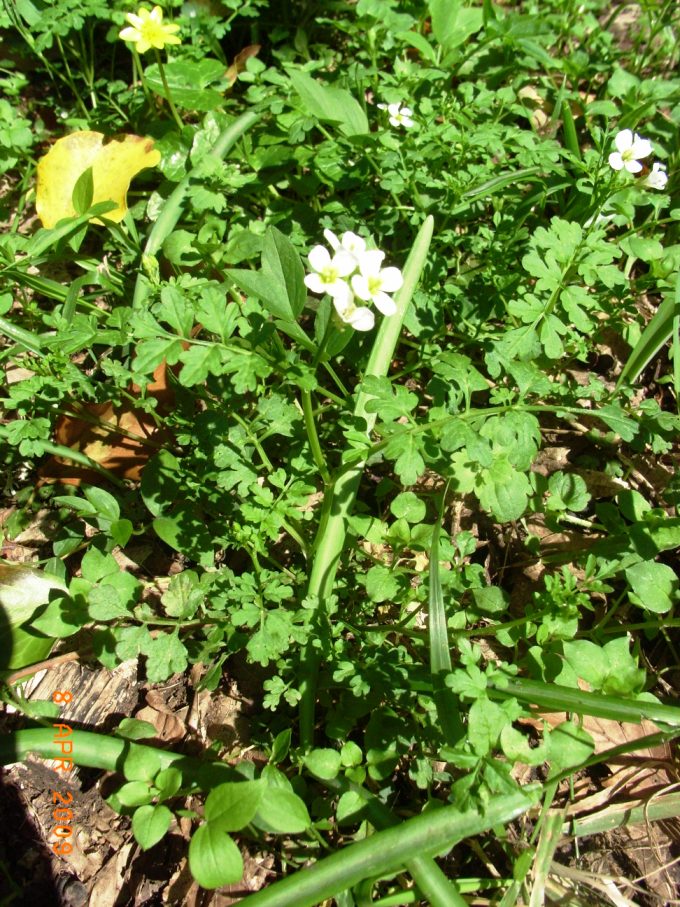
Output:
[0,0,679,902]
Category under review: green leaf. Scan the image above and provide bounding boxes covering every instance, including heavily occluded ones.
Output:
[71,165,94,215]
[141,632,189,683]
[132,804,172,851]
[110,519,133,548]
[546,473,590,512]
[595,404,638,441]
[152,513,215,568]
[304,748,342,780]
[144,60,225,111]
[115,780,155,807]
[87,584,131,621]
[123,746,161,782]
[178,343,225,386]
[625,561,678,614]
[161,571,204,619]
[390,491,426,524]
[204,781,264,832]
[547,720,594,778]
[561,640,607,689]
[287,68,369,137]
[384,432,426,485]
[336,790,367,825]
[429,0,484,52]
[365,565,399,603]
[618,273,680,387]
[155,767,183,800]
[262,227,306,319]
[471,586,509,615]
[477,459,531,522]
[115,718,157,741]
[31,595,87,638]
[189,825,243,890]
[227,267,295,322]
[253,788,311,834]
[468,697,508,757]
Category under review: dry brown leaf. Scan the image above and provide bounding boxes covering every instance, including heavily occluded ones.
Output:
[39,361,175,485]
[225,44,261,86]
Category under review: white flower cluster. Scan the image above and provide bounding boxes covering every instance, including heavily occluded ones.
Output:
[609,128,668,190]
[304,230,404,332]
[377,102,414,129]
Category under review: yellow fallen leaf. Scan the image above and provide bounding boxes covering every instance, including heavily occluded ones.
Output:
[36,130,161,228]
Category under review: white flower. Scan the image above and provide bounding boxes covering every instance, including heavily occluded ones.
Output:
[304,245,355,300]
[323,229,367,263]
[333,295,375,331]
[644,162,668,190]
[608,129,653,174]
[377,102,414,129]
[351,250,403,316]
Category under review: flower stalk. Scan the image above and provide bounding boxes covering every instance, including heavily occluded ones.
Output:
[299,215,434,750]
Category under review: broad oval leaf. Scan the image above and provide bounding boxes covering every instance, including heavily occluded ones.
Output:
[132,804,172,851]
[189,824,243,890]
[36,131,161,228]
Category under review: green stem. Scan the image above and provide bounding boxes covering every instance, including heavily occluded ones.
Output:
[298,216,434,750]
[489,676,680,727]
[132,48,153,105]
[132,108,261,308]
[0,728,236,790]
[301,389,330,484]
[239,786,539,907]
[154,51,184,131]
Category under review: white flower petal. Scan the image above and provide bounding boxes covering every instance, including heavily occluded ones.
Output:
[327,279,353,304]
[387,103,402,116]
[378,266,403,293]
[645,162,668,190]
[308,245,331,272]
[373,292,397,316]
[350,273,371,301]
[614,129,633,153]
[323,229,340,250]
[347,306,375,331]
[340,231,366,255]
[630,135,652,159]
[304,273,327,294]
[608,152,624,171]
[358,249,385,276]
[333,250,358,277]
[625,159,643,174]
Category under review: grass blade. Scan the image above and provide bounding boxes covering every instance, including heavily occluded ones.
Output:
[239,787,540,907]
[429,488,463,744]
[617,271,680,388]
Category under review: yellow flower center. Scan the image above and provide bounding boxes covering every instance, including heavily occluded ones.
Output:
[367,275,382,295]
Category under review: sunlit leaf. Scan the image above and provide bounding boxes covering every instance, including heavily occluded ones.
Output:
[0,564,68,672]
[36,131,161,228]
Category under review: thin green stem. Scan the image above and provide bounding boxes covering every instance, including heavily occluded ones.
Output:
[132,109,261,308]
[154,51,184,131]
[301,389,331,484]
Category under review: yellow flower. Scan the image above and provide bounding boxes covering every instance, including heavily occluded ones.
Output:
[119,6,181,54]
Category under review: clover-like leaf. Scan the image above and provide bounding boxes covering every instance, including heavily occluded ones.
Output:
[36,131,160,227]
